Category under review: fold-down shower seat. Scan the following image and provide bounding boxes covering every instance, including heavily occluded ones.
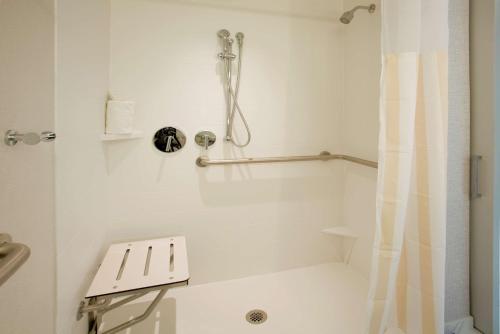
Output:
[78,236,189,334]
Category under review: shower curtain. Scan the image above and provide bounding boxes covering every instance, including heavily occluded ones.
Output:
[366,1,448,333]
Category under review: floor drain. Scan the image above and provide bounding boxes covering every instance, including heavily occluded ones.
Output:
[245,309,267,325]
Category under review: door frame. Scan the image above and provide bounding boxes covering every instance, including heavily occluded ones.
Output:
[493,1,500,332]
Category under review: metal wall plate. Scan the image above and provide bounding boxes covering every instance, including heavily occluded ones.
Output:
[153,127,186,153]
[194,131,216,149]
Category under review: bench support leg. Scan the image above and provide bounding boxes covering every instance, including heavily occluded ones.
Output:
[79,287,169,334]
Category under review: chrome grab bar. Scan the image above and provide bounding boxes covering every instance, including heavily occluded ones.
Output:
[0,234,31,286]
[196,151,378,169]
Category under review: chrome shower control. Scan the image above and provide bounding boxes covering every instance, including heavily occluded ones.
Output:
[153,127,186,153]
[4,130,56,146]
[195,131,216,149]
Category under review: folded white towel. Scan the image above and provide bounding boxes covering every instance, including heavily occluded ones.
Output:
[105,100,135,134]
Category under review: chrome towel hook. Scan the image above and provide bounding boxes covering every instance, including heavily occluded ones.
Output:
[4,130,56,146]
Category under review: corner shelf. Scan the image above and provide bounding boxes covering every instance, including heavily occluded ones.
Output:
[322,226,358,238]
[322,226,358,265]
[101,131,143,142]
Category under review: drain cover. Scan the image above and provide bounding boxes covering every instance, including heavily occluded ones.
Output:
[245,309,267,325]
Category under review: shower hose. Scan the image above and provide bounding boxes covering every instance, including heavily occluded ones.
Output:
[224,41,251,148]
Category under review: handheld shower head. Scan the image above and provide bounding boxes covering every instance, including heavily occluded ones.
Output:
[340,11,355,24]
[339,4,376,24]
[235,32,244,46]
[218,29,234,55]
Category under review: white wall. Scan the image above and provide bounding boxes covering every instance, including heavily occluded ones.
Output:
[446,0,471,326]
[106,0,345,285]
[340,0,381,279]
[0,0,56,333]
[55,0,111,333]
[341,0,380,162]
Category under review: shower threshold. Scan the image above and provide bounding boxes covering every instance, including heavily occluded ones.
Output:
[101,262,368,334]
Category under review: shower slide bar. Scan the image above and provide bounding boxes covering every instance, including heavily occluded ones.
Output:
[196,151,378,169]
[0,233,30,287]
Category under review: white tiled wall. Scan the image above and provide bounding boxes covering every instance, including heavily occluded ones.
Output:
[107,0,346,284]
[340,0,381,279]
[341,0,381,162]
[55,0,111,333]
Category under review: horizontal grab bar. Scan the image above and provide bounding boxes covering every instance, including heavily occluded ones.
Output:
[196,151,378,169]
[0,234,30,287]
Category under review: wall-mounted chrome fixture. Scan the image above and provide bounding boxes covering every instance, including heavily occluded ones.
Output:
[339,4,376,24]
[4,130,56,146]
[218,29,251,147]
[153,127,186,153]
[194,131,216,150]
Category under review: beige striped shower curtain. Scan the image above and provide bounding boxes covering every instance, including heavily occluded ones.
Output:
[365,1,449,333]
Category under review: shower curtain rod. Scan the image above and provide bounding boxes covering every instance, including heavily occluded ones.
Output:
[196,151,378,169]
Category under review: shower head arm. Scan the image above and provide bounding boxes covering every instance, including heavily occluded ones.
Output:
[348,4,376,14]
[339,3,376,24]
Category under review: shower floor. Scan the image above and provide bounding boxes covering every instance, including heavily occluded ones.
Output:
[101,262,368,334]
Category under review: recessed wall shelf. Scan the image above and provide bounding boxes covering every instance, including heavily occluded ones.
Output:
[322,226,358,239]
[322,226,358,265]
[101,131,143,142]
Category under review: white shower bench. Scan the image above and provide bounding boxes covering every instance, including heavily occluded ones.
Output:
[78,236,189,334]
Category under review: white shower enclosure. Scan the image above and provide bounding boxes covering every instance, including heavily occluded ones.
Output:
[0,0,471,334]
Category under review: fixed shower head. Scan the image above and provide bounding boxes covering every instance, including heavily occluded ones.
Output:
[217,29,231,39]
[339,4,376,24]
[340,11,355,24]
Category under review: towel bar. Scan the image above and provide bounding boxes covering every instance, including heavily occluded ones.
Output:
[79,236,190,334]
[0,233,30,286]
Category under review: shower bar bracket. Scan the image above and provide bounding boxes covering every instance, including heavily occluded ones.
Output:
[196,151,378,169]
[78,236,190,334]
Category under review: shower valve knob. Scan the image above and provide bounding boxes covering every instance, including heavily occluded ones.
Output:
[195,131,216,149]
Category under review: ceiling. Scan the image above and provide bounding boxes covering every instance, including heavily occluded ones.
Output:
[154,0,345,21]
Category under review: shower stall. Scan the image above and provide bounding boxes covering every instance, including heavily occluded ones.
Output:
[90,2,381,331]
[0,0,477,334]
